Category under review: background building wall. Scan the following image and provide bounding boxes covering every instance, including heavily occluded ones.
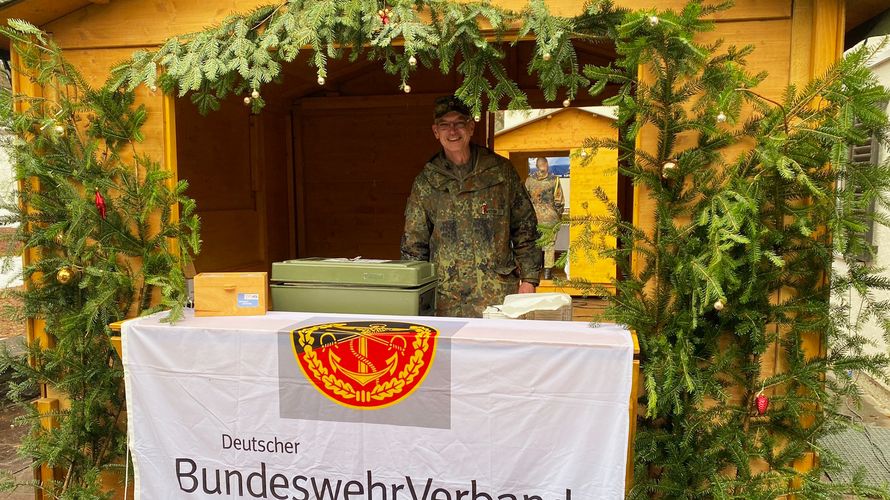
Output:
[836,35,890,392]
[0,58,21,288]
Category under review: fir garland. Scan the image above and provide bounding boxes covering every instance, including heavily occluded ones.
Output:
[106,0,627,117]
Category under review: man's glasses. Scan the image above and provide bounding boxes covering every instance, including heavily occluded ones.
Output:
[435,119,469,131]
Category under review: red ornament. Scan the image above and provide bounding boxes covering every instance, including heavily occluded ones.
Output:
[755,393,769,415]
[94,188,107,219]
[378,7,391,25]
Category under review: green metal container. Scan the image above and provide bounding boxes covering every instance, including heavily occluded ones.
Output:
[270,258,437,316]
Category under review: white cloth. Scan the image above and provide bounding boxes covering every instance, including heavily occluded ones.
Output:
[123,310,634,499]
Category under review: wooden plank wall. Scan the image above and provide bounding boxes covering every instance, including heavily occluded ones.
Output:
[174,94,267,272]
[293,94,467,260]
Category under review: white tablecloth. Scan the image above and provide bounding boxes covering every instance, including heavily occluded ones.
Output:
[123,310,633,499]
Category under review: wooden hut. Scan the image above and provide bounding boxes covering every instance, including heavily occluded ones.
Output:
[0,0,865,497]
[494,107,621,295]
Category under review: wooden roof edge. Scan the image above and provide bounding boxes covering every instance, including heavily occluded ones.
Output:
[495,106,616,137]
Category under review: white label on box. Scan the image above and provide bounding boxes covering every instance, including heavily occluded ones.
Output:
[323,257,390,263]
[237,293,259,307]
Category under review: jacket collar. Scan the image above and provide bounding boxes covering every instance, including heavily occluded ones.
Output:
[425,145,503,192]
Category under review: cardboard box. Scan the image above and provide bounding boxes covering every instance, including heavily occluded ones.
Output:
[194,272,268,317]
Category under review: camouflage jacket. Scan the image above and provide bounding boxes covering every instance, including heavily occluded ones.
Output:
[525,173,565,225]
[401,145,542,317]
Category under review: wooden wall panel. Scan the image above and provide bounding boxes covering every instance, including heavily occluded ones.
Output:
[294,97,444,260]
[471,0,791,20]
[612,0,791,20]
[632,16,793,253]
[39,0,792,51]
[62,48,167,165]
[262,108,294,266]
[174,94,269,272]
[45,0,272,49]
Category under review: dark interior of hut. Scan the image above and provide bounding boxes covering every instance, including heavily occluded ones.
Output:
[174,40,623,274]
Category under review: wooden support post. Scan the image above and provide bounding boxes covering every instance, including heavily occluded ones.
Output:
[625,332,641,495]
[33,398,59,500]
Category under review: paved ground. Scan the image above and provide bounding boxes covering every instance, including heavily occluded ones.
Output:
[0,290,33,500]
[822,373,890,492]
[0,336,34,500]
[0,401,30,500]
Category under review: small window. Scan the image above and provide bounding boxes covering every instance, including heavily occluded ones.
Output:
[846,114,883,261]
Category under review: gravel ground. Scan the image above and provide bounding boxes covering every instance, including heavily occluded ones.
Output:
[0,290,32,500]
[0,289,23,341]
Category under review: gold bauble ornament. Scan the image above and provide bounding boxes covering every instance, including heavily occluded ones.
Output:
[243,96,252,105]
[54,233,65,245]
[251,89,260,99]
[57,267,73,284]
[403,84,411,93]
[53,125,65,135]
[317,76,326,86]
[408,55,417,67]
[542,52,551,61]
[563,99,571,107]
[714,300,725,311]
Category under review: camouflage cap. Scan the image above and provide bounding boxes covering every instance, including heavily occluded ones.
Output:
[433,95,471,119]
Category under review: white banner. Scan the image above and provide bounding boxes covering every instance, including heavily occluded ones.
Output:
[123,311,633,499]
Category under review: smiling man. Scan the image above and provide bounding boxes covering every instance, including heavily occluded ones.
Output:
[401,95,542,317]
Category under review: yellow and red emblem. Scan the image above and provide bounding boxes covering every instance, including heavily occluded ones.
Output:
[291,321,438,409]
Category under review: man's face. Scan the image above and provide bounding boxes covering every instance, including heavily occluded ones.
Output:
[432,111,474,155]
[536,159,549,175]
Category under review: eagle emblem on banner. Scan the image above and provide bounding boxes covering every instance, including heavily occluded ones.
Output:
[291,321,438,409]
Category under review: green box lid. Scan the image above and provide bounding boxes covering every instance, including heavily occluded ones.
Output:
[271,258,435,288]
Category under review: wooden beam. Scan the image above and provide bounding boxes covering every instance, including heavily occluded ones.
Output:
[845,0,889,32]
